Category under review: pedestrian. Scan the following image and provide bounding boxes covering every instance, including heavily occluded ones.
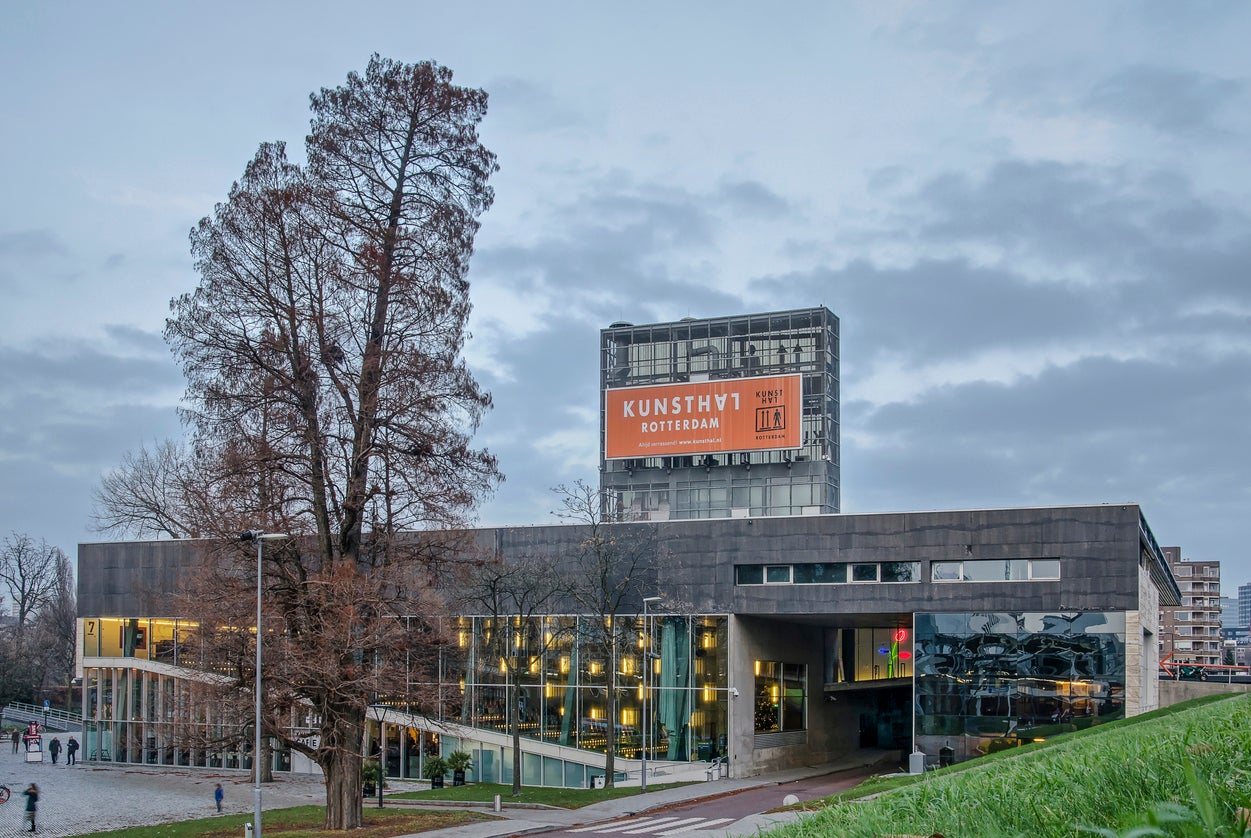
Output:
[22,783,38,833]
[66,736,79,765]
[214,782,224,812]
[48,737,61,765]
[10,729,18,753]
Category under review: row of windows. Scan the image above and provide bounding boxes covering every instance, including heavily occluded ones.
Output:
[736,562,921,585]
[735,558,1061,586]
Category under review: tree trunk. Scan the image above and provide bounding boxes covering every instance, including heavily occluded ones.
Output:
[322,749,364,830]
[260,737,274,783]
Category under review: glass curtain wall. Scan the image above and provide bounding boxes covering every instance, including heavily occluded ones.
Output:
[433,614,728,763]
[914,611,1126,764]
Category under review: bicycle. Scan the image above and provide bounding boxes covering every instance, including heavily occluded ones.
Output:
[0,782,10,804]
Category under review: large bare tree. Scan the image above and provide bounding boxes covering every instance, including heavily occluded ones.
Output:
[138,55,501,829]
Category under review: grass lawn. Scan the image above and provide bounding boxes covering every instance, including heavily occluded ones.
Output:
[67,804,494,838]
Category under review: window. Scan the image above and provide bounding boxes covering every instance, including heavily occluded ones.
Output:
[1030,559,1060,580]
[881,562,921,583]
[851,564,879,582]
[753,660,806,733]
[765,565,791,584]
[793,563,847,584]
[931,558,1061,582]
[735,565,763,585]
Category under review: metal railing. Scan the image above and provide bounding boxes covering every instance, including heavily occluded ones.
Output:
[1,702,81,731]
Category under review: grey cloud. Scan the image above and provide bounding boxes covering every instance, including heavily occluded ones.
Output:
[1086,64,1245,139]
[715,180,791,218]
[0,341,180,400]
[760,258,1106,363]
[0,229,69,258]
[484,75,589,132]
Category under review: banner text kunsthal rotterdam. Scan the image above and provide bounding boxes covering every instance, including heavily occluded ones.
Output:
[604,374,802,460]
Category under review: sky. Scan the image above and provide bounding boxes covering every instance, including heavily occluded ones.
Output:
[1,2,1248,587]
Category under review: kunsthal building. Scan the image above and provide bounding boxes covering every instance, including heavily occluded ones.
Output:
[75,308,1180,785]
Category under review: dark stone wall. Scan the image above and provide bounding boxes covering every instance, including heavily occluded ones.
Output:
[79,504,1150,621]
[78,539,218,617]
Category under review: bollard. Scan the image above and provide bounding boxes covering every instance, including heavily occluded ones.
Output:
[494,794,501,812]
[244,823,254,838]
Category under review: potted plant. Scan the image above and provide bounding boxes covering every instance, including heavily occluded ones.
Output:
[423,754,449,789]
[361,759,385,797]
[446,750,473,786]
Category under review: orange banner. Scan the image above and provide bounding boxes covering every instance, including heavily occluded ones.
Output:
[605,375,802,460]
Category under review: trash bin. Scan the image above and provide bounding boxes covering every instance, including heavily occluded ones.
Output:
[908,750,926,774]
[939,744,954,768]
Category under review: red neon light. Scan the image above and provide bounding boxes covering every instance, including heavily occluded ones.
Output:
[893,628,908,642]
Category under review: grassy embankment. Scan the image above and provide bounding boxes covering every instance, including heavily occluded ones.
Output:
[774,693,1251,837]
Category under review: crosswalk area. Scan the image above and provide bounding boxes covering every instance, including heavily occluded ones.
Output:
[569,814,738,836]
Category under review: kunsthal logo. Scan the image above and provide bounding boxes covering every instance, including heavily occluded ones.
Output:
[622,393,737,433]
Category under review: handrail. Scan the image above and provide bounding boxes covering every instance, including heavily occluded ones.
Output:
[1,701,81,730]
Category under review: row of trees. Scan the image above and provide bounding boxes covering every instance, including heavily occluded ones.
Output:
[0,532,76,711]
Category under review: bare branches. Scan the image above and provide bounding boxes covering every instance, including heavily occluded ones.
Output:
[90,440,202,538]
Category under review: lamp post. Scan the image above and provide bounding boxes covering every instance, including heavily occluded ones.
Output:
[238,530,288,838]
[640,596,661,792]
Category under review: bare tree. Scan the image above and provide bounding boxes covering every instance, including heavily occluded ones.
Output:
[90,55,501,830]
[552,481,662,788]
[456,550,566,795]
[0,533,64,645]
[0,534,72,705]
[90,439,206,538]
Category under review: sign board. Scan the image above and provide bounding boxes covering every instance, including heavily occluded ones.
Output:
[605,374,802,460]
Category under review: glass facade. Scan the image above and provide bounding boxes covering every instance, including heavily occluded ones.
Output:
[914,611,1126,763]
[431,614,729,764]
[81,613,731,778]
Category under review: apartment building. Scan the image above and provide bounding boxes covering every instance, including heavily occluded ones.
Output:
[1160,546,1222,667]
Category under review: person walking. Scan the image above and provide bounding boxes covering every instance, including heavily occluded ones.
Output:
[22,783,38,833]
[214,783,224,812]
[10,729,18,753]
[66,736,79,765]
[47,737,61,765]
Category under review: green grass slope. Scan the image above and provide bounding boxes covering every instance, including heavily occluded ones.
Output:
[774,694,1251,838]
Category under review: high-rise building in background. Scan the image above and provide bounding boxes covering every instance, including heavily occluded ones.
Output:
[1160,546,1222,667]
[599,307,839,521]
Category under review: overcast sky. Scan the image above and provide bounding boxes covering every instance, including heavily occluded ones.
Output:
[2,2,1248,587]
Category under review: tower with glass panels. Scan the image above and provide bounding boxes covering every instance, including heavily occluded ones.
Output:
[599,307,839,521]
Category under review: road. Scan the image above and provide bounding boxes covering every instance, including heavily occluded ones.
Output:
[533,765,878,837]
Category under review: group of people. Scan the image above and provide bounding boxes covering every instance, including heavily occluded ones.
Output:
[7,725,83,834]
[9,726,79,764]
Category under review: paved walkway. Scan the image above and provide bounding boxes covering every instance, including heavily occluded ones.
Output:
[0,737,892,837]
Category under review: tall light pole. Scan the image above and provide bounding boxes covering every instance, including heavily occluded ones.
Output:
[239,530,288,838]
[640,596,661,792]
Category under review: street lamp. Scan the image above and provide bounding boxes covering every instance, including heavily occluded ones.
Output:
[640,596,661,792]
[238,530,288,838]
